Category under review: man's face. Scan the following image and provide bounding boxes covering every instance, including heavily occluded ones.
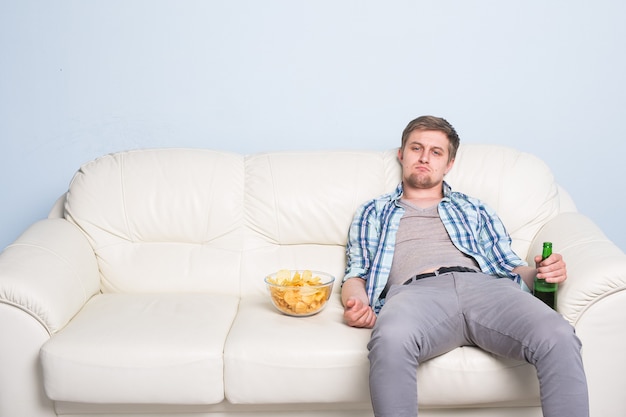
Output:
[397,129,455,190]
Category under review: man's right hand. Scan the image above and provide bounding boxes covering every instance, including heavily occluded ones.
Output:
[343,297,377,328]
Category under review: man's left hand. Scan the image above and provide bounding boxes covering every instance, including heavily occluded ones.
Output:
[535,253,567,283]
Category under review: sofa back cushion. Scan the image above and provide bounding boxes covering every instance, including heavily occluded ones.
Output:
[64,148,244,294]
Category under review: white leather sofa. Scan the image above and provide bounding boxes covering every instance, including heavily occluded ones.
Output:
[1,145,625,417]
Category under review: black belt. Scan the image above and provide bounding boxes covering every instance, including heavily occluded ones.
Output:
[402,266,477,285]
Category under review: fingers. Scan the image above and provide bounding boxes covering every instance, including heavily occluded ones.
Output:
[347,309,376,328]
[344,298,376,328]
[536,253,568,283]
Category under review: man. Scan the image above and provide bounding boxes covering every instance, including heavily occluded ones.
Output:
[341,116,589,417]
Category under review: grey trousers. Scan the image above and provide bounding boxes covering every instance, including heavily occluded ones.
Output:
[368,271,589,417]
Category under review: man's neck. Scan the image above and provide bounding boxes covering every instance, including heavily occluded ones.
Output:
[401,184,443,208]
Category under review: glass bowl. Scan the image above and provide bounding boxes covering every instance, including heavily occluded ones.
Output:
[264,270,335,317]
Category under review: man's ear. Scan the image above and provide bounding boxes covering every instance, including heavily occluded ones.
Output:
[397,147,403,162]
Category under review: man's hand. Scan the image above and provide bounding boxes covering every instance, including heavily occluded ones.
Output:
[535,253,567,284]
[341,277,376,328]
[344,297,377,328]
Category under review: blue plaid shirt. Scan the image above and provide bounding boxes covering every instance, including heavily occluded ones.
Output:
[343,182,527,313]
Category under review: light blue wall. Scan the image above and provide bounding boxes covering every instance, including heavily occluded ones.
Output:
[1,0,625,253]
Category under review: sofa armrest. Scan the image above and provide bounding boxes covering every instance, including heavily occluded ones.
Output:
[530,212,626,417]
[0,218,100,334]
[0,218,100,417]
[528,212,626,324]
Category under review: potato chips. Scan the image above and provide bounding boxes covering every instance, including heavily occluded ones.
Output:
[265,269,334,316]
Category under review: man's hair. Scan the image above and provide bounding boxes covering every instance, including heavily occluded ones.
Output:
[400,115,460,161]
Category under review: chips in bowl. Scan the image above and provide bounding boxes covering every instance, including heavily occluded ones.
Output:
[264,269,335,317]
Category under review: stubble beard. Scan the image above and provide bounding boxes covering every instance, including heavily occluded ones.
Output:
[405,172,437,190]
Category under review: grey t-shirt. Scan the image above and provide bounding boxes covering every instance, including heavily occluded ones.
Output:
[386,200,479,287]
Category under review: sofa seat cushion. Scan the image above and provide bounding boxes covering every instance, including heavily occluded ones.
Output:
[224,295,372,404]
[224,295,540,407]
[40,293,239,404]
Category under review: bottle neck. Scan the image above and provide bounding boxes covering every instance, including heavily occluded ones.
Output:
[542,243,552,260]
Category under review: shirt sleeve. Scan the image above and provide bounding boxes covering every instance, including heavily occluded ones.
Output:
[475,202,527,276]
[343,200,377,284]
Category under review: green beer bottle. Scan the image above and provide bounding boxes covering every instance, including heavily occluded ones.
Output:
[533,242,557,309]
